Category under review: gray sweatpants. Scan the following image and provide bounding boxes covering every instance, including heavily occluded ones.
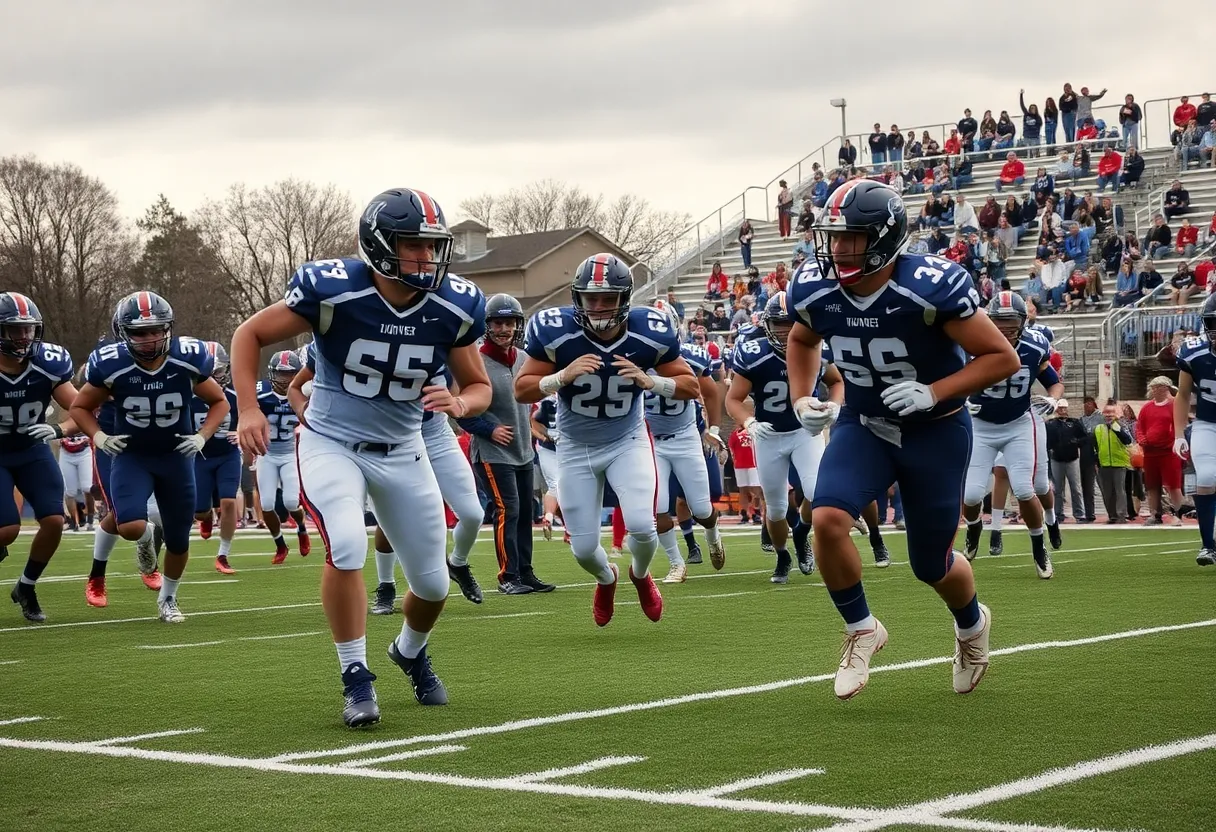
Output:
[1050,459,1083,519]
[1097,466,1128,521]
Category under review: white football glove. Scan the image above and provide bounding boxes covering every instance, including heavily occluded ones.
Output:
[174,433,206,458]
[1174,436,1190,460]
[881,381,937,417]
[966,400,984,416]
[704,425,725,449]
[743,417,775,441]
[93,431,129,456]
[301,380,314,397]
[20,423,62,443]
[793,397,839,435]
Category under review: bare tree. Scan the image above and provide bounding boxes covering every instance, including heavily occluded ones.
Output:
[599,194,689,265]
[0,154,138,363]
[195,179,356,321]
[458,192,495,227]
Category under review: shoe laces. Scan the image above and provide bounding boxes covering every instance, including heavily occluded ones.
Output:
[839,629,874,670]
[955,629,986,667]
[344,681,376,706]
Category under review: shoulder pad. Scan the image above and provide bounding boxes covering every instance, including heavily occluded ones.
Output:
[679,342,712,376]
[33,342,74,382]
[731,333,770,370]
[524,306,575,359]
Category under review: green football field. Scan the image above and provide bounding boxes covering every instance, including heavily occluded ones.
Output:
[0,523,1212,832]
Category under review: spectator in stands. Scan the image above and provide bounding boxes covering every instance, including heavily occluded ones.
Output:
[984,229,1008,280]
[708,304,730,332]
[957,109,978,152]
[1038,248,1068,309]
[1120,147,1145,187]
[925,133,943,159]
[731,271,747,301]
[1175,96,1198,128]
[1197,93,1216,128]
[1071,205,1097,243]
[1085,264,1105,306]
[1138,377,1185,525]
[1001,195,1023,233]
[1163,180,1190,219]
[1175,119,1204,168]
[1059,84,1079,141]
[1024,268,1045,306]
[1176,218,1199,258]
[994,111,1017,151]
[1196,257,1214,293]
[1059,188,1081,221]
[691,308,707,332]
[837,140,856,169]
[1077,85,1107,125]
[792,229,815,262]
[665,288,685,323]
[937,192,955,225]
[1021,192,1041,231]
[928,161,951,195]
[868,124,887,165]
[1054,148,1081,184]
[1206,211,1216,247]
[1094,401,1132,523]
[954,194,979,234]
[1138,259,1164,299]
[996,214,1021,252]
[764,262,788,295]
[1113,261,1140,307]
[729,297,752,331]
[1072,142,1092,176]
[976,111,998,158]
[888,167,905,195]
[1063,268,1087,312]
[926,226,949,255]
[1170,262,1198,305]
[776,180,793,239]
[1102,233,1125,274]
[1047,399,1088,520]
[1094,196,1121,236]
[705,262,728,300]
[978,195,1001,232]
[905,130,922,160]
[918,193,944,229]
[1044,96,1060,149]
[1017,91,1043,155]
[887,125,904,164]
[795,199,815,233]
[736,220,754,268]
[1199,121,1216,168]
[810,172,828,208]
[1117,94,1142,150]
[944,233,969,267]
[1032,168,1055,206]
[1076,119,1099,143]
[1095,147,1122,193]
[745,266,762,298]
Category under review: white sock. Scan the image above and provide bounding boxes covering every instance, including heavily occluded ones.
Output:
[1029,526,1044,536]
[544,512,554,524]
[966,517,982,528]
[957,614,987,639]
[658,528,683,568]
[137,523,154,545]
[218,536,232,558]
[703,515,721,544]
[990,509,1004,531]
[395,624,429,660]
[1043,506,1056,525]
[336,636,367,674]
[146,500,163,527]
[628,531,657,579]
[448,513,479,567]
[375,548,396,585]
[93,528,119,562]
[846,614,877,635]
[158,576,180,604]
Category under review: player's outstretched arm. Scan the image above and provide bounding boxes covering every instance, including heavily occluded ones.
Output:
[438,343,491,418]
[1037,360,1065,400]
[231,302,311,456]
[785,321,823,403]
[514,355,558,404]
[937,314,1021,403]
[822,362,845,406]
[699,373,723,431]
[287,364,314,424]
[652,357,699,400]
[193,377,230,440]
[68,383,110,440]
[724,374,755,426]
[51,381,81,436]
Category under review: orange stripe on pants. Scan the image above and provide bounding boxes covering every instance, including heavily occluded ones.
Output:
[481,463,509,582]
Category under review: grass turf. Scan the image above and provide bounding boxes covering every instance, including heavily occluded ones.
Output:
[0,523,1212,832]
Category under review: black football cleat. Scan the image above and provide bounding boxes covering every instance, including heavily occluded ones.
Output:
[685,543,704,564]
[387,642,448,706]
[10,582,45,623]
[873,542,891,568]
[989,530,1004,557]
[964,522,982,562]
[497,580,533,596]
[370,582,397,616]
[792,524,813,574]
[448,560,484,604]
[521,573,556,593]
[770,549,791,584]
[0,545,8,563]
[341,663,380,728]
[1047,522,1063,550]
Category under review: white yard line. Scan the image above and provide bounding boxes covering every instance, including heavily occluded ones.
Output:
[238,631,323,642]
[136,632,321,650]
[510,756,647,783]
[994,559,1079,570]
[0,716,43,727]
[183,579,239,585]
[269,617,1216,764]
[90,728,206,746]
[135,641,226,650]
[691,768,824,797]
[452,612,553,621]
[338,744,467,768]
[0,660,20,666]
[0,602,323,635]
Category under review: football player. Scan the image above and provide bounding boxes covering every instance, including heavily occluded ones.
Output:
[1173,292,1216,566]
[192,342,241,574]
[644,307,725,584]
[786,179,1020,699]
[961,292,1063,578]
[70,292,229,622]
[58,401,95,533]
[0,293,80,622]
[515,254,698,627]
[530,393,563,541]
[233,188,492,728]
[254,350,310,563]
[726,292,833,582]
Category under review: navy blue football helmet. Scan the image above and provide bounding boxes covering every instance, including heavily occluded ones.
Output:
[0,292,43,360]
[762,291,796,357]
[1202,292,1216,347]
[571,253,632,334]
[114,291,174,361]
[485,293,525,348]
[986,290,1028,346]
[267,349,303,394]
[812,179,908,285]
[358,188,453,292]
[206,341,231,386]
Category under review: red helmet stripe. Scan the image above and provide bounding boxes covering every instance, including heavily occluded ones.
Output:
[590,254,611,286]
[206,341,217,356]
[410,189,439,225]
[828,179,861,218]
[10,293,29,317]
[137,291,152,319]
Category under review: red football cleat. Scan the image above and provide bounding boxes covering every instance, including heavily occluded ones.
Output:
[563,529,571,544]
[214,556,235,575]
[199,516,213,540]
[298,532,311,557]
[85,577,108,608]
[271,543,289,565]
[141,570,162,591]
[593,563,618,627]
[629,566,663,622]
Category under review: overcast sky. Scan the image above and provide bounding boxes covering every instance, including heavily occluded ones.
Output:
[3,1,1210,231]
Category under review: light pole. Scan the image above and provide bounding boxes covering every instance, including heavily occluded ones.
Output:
[830,98,847,147]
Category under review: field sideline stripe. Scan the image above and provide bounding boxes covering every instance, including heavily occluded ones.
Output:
[268,617,1216,763]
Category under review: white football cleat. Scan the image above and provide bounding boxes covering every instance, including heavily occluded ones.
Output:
[610,546,624,560]
[834,620,888,700]
[158,597,185,624]
[953,603,991,694]
[662,564,687,584]
[136,525,158,575]
[707,536,726,570]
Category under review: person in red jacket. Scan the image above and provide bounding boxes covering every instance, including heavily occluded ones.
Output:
[705,262,728,299]
[994,152,1025,191]
[728,425,763,523]
[1136,377,1184,525]
[1176,218,1200,257]
[1174,96,1197,128]
[1096,147,1122,193]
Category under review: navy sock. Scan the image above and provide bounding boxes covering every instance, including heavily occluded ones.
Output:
[791,519,810,549]
[1196,493,1216,550]
[22,559,48,583]
[89,558,108,579]
[785,503,799,527]
[679,518,697,549]
[868,524,883,547]
[274,534,286,548]
[950,593,982,631]
[827,581,871,625]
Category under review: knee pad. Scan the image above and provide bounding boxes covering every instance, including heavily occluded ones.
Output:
[569,533,606,567]
[398,554,449,603]
[1011,481,1036,503]
[324,522,371,571]
[963,482,988,508]
[766,492,790,521]
[907,539,953,585]
[627,529,657,548]
[452,492,484,523]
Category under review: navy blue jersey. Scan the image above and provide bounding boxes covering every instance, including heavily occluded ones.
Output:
[303,341,317,372]
[255,380,299,455]
[788,253,981,422]
[285,258,485,444]
[534,395,558,451]
[730,331,800,431]
[0,342,74,455]
[193,387,238,457]
[524,305,681,445]
[645,342,712,436]
[1027,321,1055,343]
[86,336,215,454]
[971,328,1052,424]
[94,335,118,433]
[1178,336,1216,424]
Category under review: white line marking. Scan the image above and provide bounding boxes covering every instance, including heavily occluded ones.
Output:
[817,733,1216,832]
[269,618,1216,763]
[0,602,322,635]
[184,579,239,585]
[994,559,1079,570]
[455,611,553,621]
[0,660,20,666]
[510,755,646,783]
[0,716,43,726]
[238,631,322,642]
[91,728,206,746]
[682,591,758,600]
[135,641,225,650]
[339,744,467,768]
[692,768,824,797]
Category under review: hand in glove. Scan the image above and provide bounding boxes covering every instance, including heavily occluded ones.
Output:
[881,381,937,417]
[744,417,775,442]
[703,425,725,449]
[174,433,206,458]
[93,431,130,456]
[20,423,63,443]
[1174,436,1190,460]
[793,397,839,434]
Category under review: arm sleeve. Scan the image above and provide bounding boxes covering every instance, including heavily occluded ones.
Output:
[456,414,499,437]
